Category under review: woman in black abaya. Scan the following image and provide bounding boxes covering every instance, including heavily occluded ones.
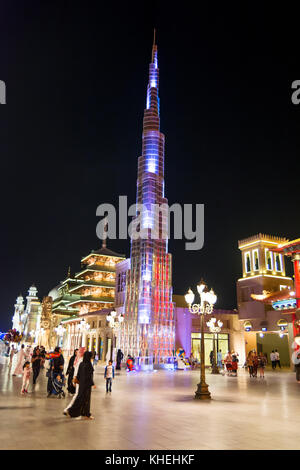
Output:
[66,351,95,420]
[66,349,78,395]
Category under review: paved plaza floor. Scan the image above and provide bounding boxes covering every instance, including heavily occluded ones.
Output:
[0,361,300,450]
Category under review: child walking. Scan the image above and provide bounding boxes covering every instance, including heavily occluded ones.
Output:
[258,352,267,378]
[104,360,115,393]
[21,361,31,395]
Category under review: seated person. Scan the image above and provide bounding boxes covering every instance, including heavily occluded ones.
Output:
[52,373,66,398]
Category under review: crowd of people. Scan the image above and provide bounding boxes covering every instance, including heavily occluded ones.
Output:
[186,348,289,380]
[4,342,300,415]
[223,351,239,376]
[245,349,283,378]
[270,350,281,369]
[187,350,240,376]
[246,350,267,378]
[5,343,121,421]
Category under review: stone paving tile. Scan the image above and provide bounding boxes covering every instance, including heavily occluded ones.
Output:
[1,363,300,449]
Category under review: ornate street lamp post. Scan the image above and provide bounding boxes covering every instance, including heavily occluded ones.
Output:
[206,317,223,374]
[106,310,124,361]
[185,281,217,400]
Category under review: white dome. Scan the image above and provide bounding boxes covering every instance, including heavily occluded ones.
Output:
[48,285,60,300]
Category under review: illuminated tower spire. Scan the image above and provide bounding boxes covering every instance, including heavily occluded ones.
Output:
[123,32,175,367]
[152,28,157,60]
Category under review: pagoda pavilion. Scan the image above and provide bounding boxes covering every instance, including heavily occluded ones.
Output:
[51,241,125,354]
[66,241,125,315]
[49,241,125,317]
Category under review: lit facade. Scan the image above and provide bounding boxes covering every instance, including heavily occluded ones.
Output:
[51,243,125,351]
[21,285,42,342]
[237,233,293,322]
[62,309,114,360]
[120,35,175,368]
[12,294,25,332]
[173,295,245,366]
[11,243,125,350]
[62,244,125,315]
[272,238,300,344]
[237,234,295,365]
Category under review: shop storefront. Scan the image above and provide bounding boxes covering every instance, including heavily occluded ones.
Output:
[191,333,229,365]
[174,297,245,366]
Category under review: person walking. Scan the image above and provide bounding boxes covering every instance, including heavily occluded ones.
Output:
[274,349,281,369]
[24,345,32,362]
[12,344,26,376]
[270,350,276,369]
[39,346,46,369]
[252,350,258,378]
[209,350,214,369]
[116,349,124,370]
[295,352,300,383]
[231,351,239,376]
[31,347,42,385]
[92,352,98,368]
[217,350,223,369]
[66,351,95,420]
[64,346,85,414]
[247,351,254,377]
[104,360,115,393]
[126,355,134,371]
[47,347,65,397]
[224,351,233,375]
[189,352,196,369]
[21,361,31,395]
[258,352,267,378]
[53,347,64,375]
[66,349,78,395]
[8,345,16,368]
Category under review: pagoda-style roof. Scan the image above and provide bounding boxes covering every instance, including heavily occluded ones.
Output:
[59,309,113,324]
[272,299,297,313]
[67,297,114,307]
[75,265,117,277]
[79,308,113,318]
[81,247,125,263]
[49,278,81,300]
[58,278,80,289]
[69,280,115,293]
[51,308,78,316]
[272,238,300,255]
[60,315,80,324]
[93,246,125,257]
[52,293,81,305]
[251,289,298,314]
[251,288,294,304]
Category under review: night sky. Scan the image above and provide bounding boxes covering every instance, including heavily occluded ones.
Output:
[1,2,300,330]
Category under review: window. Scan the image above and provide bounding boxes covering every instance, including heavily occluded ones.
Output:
[275,254,282,272]
[252,249,259,271]
[191,333,229,365]
[245,252,251,273]
[265,249,273,271]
